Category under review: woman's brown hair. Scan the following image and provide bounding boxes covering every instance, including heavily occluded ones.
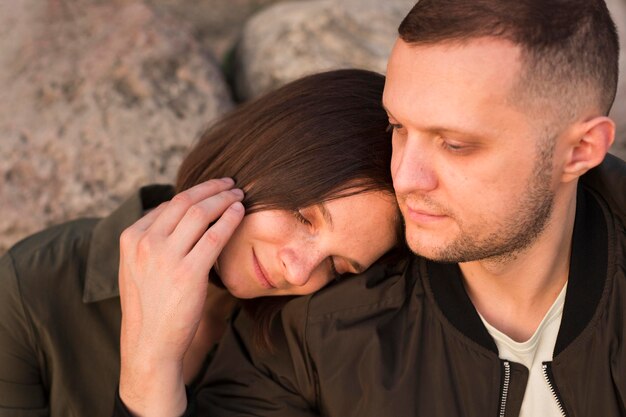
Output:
[176,69,398,349]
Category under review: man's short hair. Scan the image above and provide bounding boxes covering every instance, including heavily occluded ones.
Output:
[399,0,620,121]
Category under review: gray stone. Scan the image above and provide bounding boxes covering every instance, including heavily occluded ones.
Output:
[233,0,416,100]
[144,0,312,61]
[607,0,626,160]
[0,1,233,253]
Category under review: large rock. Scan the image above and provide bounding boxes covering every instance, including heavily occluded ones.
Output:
[607,0,626,160]
[233,0,416,100]
[0,1,233,253]
[144,0,311,61]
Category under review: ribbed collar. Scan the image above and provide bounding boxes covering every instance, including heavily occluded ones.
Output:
[82,184,174,303]
[424,183,609,356]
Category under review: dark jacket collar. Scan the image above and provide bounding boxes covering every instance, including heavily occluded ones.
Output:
[82,184,174,303]
[424,178,611,356]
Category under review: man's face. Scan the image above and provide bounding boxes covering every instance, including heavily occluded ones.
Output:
[383,38,556,263]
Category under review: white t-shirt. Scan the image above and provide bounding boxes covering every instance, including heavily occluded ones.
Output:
[479,283,567,417]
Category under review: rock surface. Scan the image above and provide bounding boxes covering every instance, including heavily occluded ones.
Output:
[233,0,416,100]
[0,1,233,253]
[144,0,309,61]
[1,0,625,253]
[607,0,626,160]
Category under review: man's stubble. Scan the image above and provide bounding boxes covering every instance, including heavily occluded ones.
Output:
[405,136,556,264]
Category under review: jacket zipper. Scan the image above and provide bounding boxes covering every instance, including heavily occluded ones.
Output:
[499,360,511,417]
[542,362,568,417]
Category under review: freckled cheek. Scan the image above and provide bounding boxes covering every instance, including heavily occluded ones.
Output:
[246,216,299,244]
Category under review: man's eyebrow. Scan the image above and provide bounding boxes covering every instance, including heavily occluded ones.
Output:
[317,202,333,231]
[383,101,488,140]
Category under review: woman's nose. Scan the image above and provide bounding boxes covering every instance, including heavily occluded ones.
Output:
[278,247,318,287]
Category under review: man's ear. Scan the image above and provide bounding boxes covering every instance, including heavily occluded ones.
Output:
[561,116,615,183]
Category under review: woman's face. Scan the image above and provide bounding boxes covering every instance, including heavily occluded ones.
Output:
[216,190,399,298]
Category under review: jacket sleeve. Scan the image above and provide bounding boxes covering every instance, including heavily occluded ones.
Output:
[194,299,320,417]
[0,252,48,417]
[112,388,197,417]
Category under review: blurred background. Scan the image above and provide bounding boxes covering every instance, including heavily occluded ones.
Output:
[1,0,625,253]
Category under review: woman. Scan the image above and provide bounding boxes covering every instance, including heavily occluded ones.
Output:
[0,69,399,417]
[116,69,402,416]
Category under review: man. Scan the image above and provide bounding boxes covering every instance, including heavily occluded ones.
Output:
[115,0,625,416]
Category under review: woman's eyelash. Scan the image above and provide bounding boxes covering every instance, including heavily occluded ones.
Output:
[294,210,311,226]
[386,122,402,132]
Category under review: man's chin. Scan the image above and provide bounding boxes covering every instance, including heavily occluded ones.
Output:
[406,236,445,261]
[405,234,469,264]
[405,226,446,258]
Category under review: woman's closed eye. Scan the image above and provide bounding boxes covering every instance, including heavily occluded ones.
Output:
[328,257,341,280]
[386,122,403,132]
[294,210,312,226]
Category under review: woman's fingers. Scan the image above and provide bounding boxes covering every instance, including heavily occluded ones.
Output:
[186,201,245,275]
[119,203,169,255]
[169,188,244,256]
[117,184,245,417]
[129,202,169,233]
[149,178,236,236]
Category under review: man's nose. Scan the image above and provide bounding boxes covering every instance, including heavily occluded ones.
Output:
[391,135,438,194]
[278,246,319,287]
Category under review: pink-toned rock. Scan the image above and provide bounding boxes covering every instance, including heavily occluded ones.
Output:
[607,0,626,160]
[233,0,416,100]
[0,1,233,253]
[144,0,307,60]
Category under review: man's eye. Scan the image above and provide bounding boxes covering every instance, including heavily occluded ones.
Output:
[294,210,312,226]
[443,142,465,152]
[439,136,472,154]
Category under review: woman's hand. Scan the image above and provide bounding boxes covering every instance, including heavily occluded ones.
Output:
[118,178,245,417]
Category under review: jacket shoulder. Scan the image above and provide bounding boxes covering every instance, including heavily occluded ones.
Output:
[302,254,416,321]
[3,218,99,302]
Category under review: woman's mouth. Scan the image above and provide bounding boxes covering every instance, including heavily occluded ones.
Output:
[252,249,276,289]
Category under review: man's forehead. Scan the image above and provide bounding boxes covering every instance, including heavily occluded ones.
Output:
[385,37,522,81]
[384,39,521,108]
[382,38,531,141]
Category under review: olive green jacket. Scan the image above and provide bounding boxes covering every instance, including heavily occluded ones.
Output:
[0,185,173,417]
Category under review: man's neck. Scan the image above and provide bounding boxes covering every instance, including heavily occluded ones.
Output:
[460,188,578,342]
